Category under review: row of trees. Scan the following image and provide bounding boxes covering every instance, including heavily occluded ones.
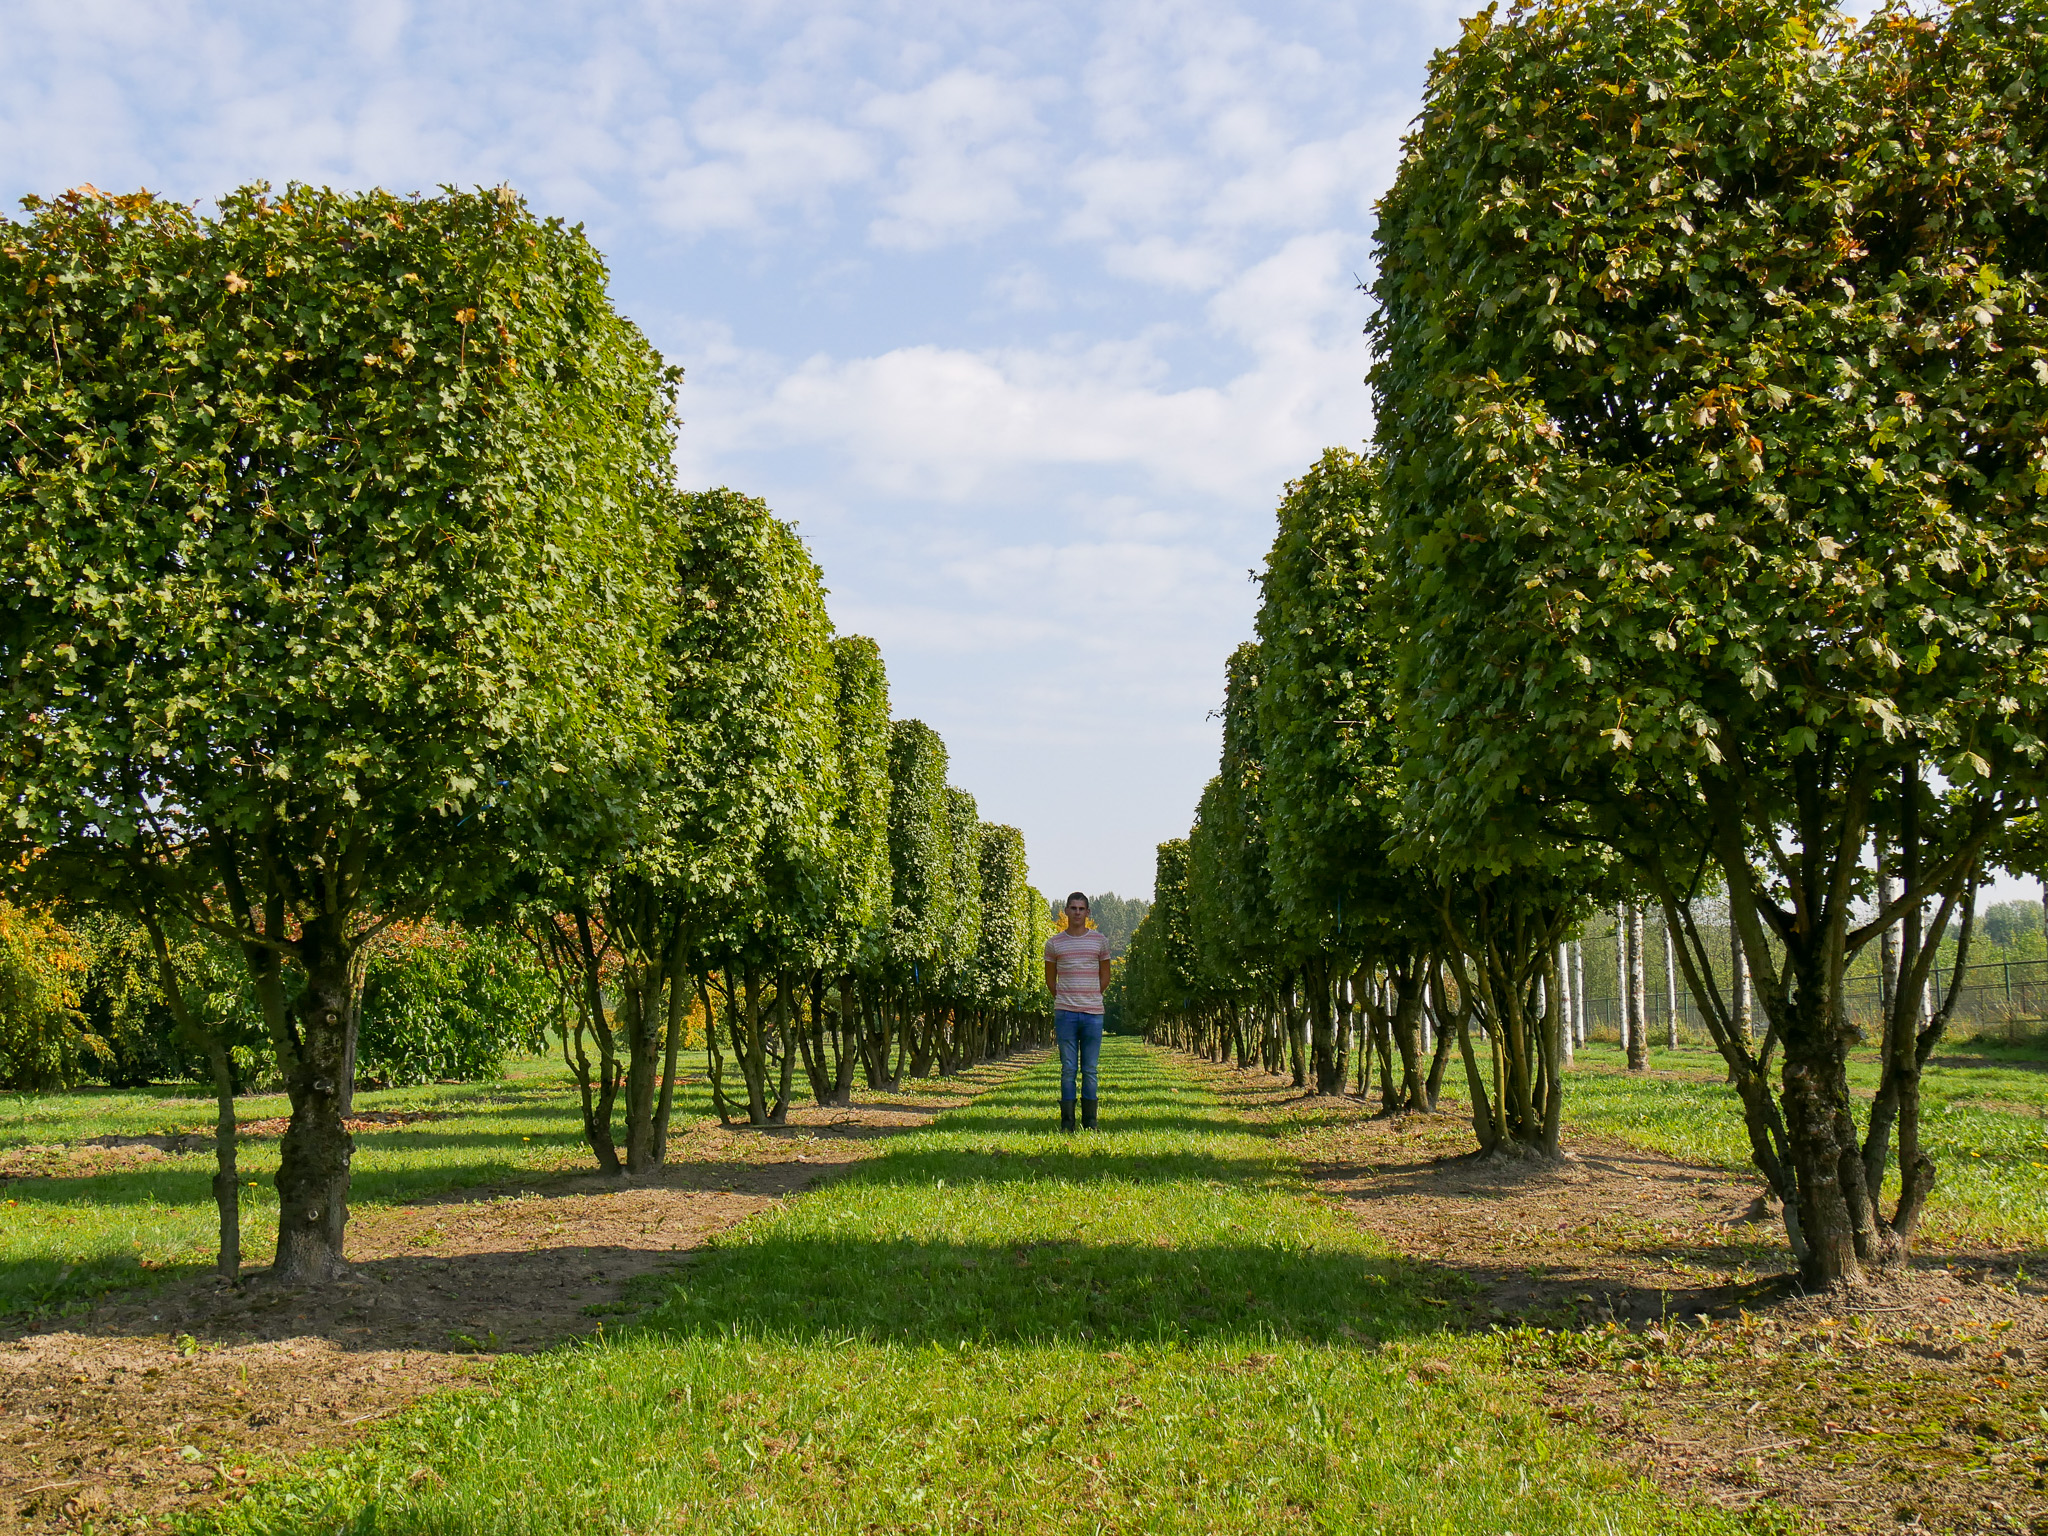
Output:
[0,182,1053,1285]
[1126,0,2048,1290]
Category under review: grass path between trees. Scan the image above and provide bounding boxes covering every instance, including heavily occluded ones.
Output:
[203,1038,1751,1536]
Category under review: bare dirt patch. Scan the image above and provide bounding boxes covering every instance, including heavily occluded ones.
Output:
[0,1056,1037,1534]
[1182,1055,2048,1536]
[0,1115,456,1180]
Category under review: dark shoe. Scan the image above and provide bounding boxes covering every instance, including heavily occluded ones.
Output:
[1081,1097,1098,1129]
[1061,1099,1077,1133]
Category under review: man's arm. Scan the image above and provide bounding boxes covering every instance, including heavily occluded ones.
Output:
[1098,955,1113,995]
[1044,958,1058,998]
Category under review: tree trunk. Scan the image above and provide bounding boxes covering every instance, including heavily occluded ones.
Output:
[1878,885,1899,1020]
[1540,946,1564,1153]
[1779,1002,1865,1288]
[1558,942,1575,1067]
[1455,1008,1496,1154]
[651,955,691,1164]
[1386,959,1428,1111]
[831,977,859,1106]
[623,961,665,1174]
[769,974,795,1125]
[272,916,355,1285]
[1731,927,1751,1043]
[140,914,241,1281]
[1663,922,1679,1048]
[739,970,771,1125]
[1308,961,1342,1093]
[1627,904,1649,1071]
[206,1032,241,1280]
[1572,940,1586,1046]
[1614,903,1629,1053]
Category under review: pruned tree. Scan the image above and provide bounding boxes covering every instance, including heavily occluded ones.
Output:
[877,720,953,1088]
[1187,645,1282,1072]
[687,495,841,1130]
[1371,0,2048,1280]
[798,636,893,1107]
[1257,450,1441,1101]
[0,184,677,1281]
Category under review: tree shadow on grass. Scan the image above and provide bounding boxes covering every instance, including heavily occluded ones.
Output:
[635,1230,1444,1349]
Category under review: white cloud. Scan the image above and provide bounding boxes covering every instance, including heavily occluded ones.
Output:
[859,69,1053,249]
[1100,234,1231,291]
[988,261,1057,310]
[645,103,874,234]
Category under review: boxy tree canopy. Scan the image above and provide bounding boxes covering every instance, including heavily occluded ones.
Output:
[1370,0,2048,1283]
[0,183,679,1280]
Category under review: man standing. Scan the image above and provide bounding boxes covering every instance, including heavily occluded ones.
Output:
[1044,892,1113,1132]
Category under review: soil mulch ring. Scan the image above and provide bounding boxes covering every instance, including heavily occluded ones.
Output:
[1181,1055,2048,1536]
[0,1055,1040,1534]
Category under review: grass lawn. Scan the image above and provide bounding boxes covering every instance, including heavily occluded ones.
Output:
[199,1039,1756,1536]
[0,1057,641,1321]
[1561,1036,2048,1248]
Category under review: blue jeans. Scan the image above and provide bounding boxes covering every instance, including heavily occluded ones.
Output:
[1055,1011,1103,1102]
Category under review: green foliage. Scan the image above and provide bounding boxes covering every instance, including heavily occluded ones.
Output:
[680,497,842,973]
[885,721,953,980]
[1123,839,1200,1026]
[827,637,895,972]
[1254,450,1413,946]
[0,182,679,922]
[1187,643,1279,997]
[938,788,984,993]
[70,908,257,1089]
[1368,0,2048,1268]
[355,923,552,1087]
[1371,0,2048,856]
[1074,892,1150,958]
[1018,884,1056,1011]
[973,825,1031,1007]
[0,900,89,1090]
[0,180,683,1273]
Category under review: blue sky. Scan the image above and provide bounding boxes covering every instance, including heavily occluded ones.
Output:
[3,0,1468,898]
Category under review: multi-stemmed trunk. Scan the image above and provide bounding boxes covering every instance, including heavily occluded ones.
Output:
[651,965,689,1163]
[531,910,624,1172]
[1442,894,1569,1159]
[720,970,791,1127]
[1654,757,1993,1288]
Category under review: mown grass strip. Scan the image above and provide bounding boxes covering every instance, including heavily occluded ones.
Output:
[199,1040,1751,1535]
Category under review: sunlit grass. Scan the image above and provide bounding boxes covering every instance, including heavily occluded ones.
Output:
[1564,1039,2048,1247]
[199,1042,1753,1535]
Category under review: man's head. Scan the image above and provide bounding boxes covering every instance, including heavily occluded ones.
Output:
[1064,892,1090,931]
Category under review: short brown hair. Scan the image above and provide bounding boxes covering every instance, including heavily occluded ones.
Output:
[1065,891,1089,909]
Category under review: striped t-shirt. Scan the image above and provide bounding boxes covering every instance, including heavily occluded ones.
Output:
[1044,928,1111,1013]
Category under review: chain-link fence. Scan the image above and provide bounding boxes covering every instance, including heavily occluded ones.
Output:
[1567,943,2047,1047]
